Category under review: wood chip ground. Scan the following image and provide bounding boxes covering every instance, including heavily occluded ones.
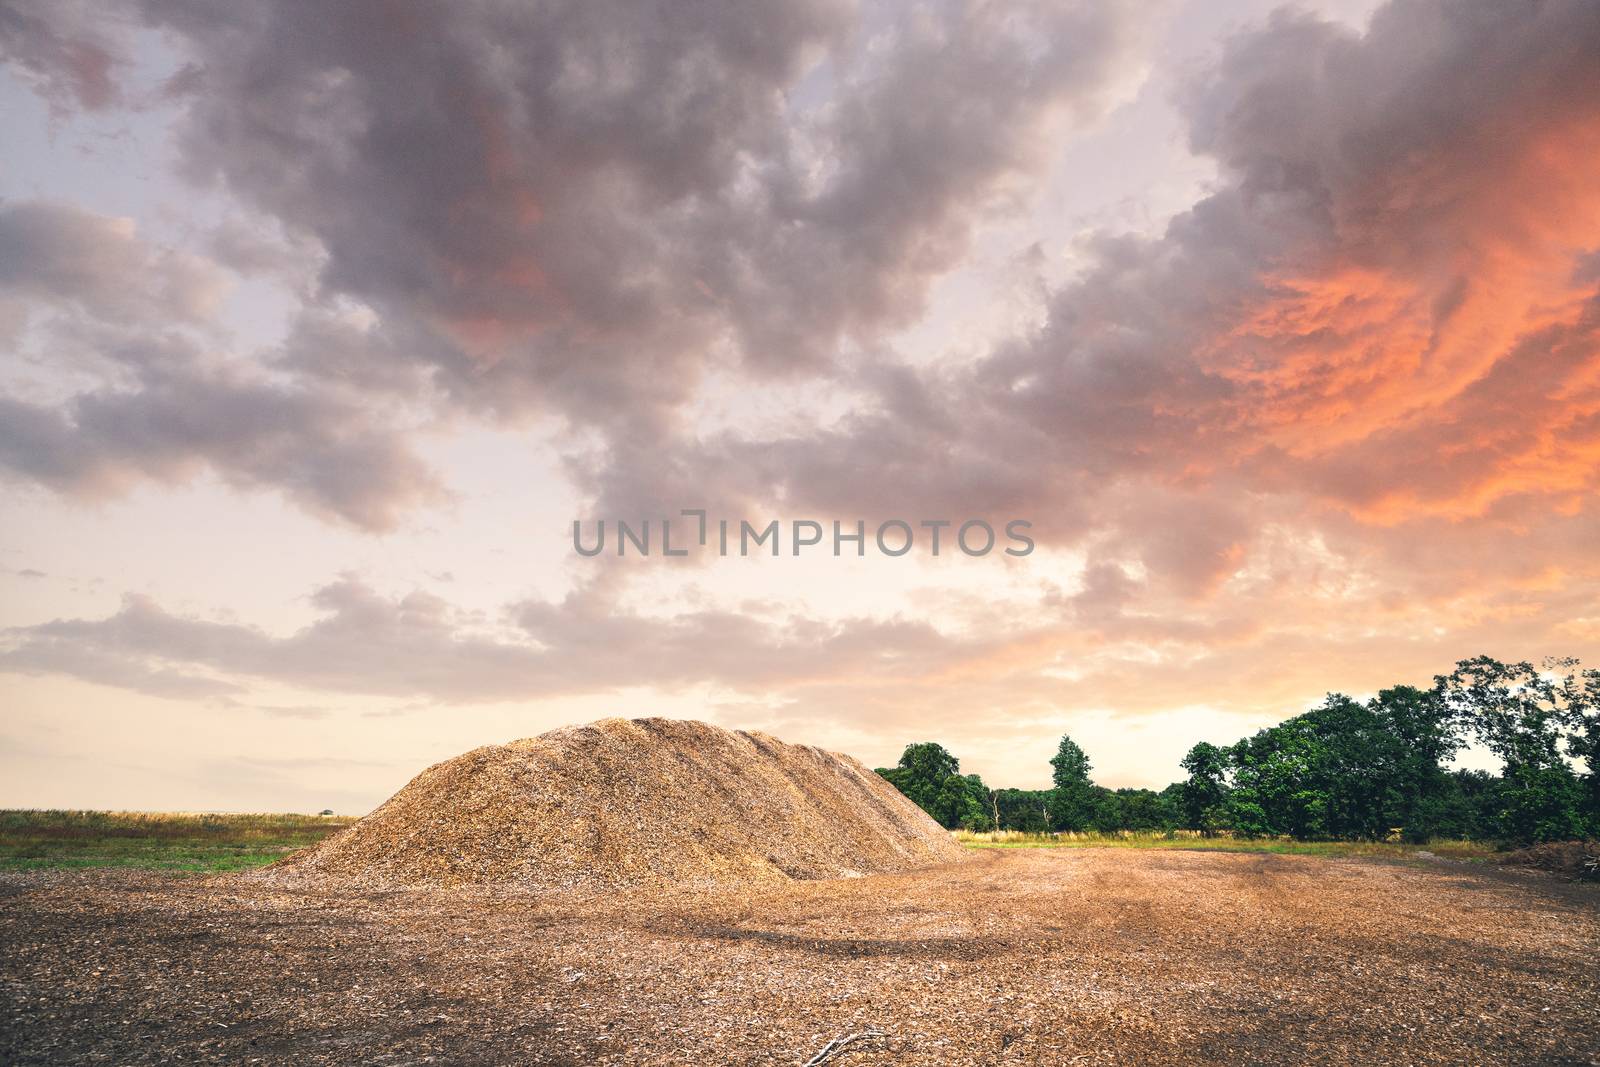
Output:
[3,849,1597,1064]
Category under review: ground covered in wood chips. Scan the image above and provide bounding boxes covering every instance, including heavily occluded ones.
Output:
[3,849,1597,1065]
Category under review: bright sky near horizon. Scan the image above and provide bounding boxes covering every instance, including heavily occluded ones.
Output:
[2,0,1597,812]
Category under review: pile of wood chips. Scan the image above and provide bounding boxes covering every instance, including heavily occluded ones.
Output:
[258,717,965,890]
[1497,840,1600,881]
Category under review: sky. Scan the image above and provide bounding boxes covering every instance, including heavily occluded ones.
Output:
[2,0,1598,813]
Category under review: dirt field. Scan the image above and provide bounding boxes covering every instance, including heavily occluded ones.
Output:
[2,849,1597,1065]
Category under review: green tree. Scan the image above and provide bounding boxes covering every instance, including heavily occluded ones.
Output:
[875,742,990,830]
[1110,788,1175,831]
[879,653,1595,844]
[1226,714,1327,838]
[1047,735,1097,832]
[1552,660,1600,835]
[1211,690,1466,841]
[1050,736,1092,788]
[1438,769,1508,839]
[1438,657,1588,843]
[957,774,995,831]
[994,788,1052,832]
[1371,685,1463,840]
[1179,742,1230,833]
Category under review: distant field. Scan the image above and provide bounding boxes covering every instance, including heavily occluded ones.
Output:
[0,811,1503,874]
[953,828,1497,862]
[0,810,358,873]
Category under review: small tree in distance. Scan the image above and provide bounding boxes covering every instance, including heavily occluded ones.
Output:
[1048,734,1097,831]
[1049,736,1091,787]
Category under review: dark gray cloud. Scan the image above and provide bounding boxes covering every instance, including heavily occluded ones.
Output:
[140,0,1140,422]
[0,623,244,701]
[271,311,435,400]
[204,217,318,283]
[0,201,443,528]
[2,0,1144,530]
[0,1,127,114]
[616,0,1600,595]
[5,0,1600,728]
[0,326,444,529]
[8,1,1596,556]
[15,546,1599,746]
[0,201,226,323]
[0,574,1000,703]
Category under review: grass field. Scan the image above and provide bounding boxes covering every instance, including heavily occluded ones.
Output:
[952,828,1498,861]
[0,811,1502,874]
[0,810,358,873]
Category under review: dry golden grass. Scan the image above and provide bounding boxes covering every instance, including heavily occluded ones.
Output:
[952,828,1496,861]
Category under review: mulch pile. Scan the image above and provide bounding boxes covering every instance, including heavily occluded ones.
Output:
[258,717,964,890]
[1496,840,1600,881]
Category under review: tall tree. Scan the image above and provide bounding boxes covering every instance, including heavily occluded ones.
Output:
[1050,736,1092,788]
[1436,657,1587,843]
[1047,735,1097,831]
[1372,685,1463,841]
[1179,742,1229,833]
[1552,660,1600,834]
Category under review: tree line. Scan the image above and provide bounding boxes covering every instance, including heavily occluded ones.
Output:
[875,656,1600,845]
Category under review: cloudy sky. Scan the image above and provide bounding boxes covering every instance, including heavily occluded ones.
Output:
[3,0,1598,812]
